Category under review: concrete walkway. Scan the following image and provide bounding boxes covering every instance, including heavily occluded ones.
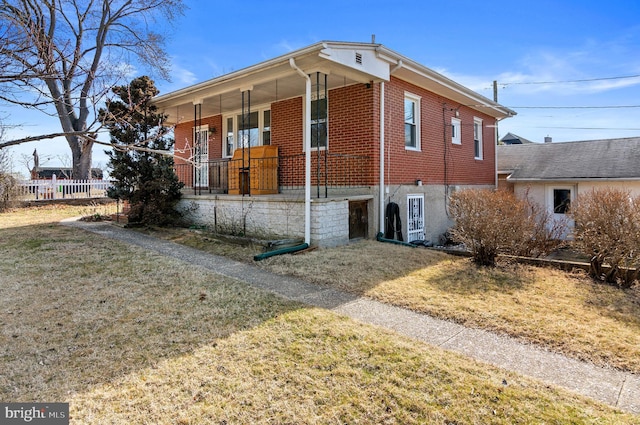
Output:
[62,219,640,415]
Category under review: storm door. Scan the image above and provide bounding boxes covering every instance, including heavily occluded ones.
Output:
[546,185,574,238]
[407,194,425,242]
[194,126,209,188]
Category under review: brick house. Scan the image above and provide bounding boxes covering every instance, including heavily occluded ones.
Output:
[153,41,515,247]
[498,137,640,237]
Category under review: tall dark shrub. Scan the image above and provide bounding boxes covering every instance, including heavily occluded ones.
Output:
[100,76,184,225]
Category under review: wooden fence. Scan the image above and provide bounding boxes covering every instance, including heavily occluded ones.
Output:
[16,175,112,201]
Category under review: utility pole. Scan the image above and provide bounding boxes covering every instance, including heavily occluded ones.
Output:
[493,80,498,102]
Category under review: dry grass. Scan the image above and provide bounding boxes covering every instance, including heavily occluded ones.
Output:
[157,228,640,374]
[1,205,638,423]
[258,241,640,374]
[0,202,117,228]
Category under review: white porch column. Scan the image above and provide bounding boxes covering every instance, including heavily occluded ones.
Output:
[290,58,312,245]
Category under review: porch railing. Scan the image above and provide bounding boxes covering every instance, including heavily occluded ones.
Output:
[16,177,112,201]
[174,152,372,197]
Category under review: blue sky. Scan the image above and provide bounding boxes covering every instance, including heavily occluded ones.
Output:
[4,0,640,175]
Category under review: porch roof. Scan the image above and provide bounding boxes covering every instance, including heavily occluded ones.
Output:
[153,41,515,124]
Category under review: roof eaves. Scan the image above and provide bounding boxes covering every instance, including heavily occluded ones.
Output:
[154,41,330,105]
[374,45,516,119]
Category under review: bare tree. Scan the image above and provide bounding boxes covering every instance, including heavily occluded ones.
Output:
[0,0,185,179]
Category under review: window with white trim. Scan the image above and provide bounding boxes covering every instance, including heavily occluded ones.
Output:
[404,93,420,150]
[451,117,461,145]
[473,117,483,159]
[223,107,271,157]
[311,94,327,149]
[225,117,234,157]
[263,110,271,145]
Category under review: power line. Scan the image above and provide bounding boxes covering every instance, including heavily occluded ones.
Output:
[512,126,640,131]
[501,74,640,86]
[508,105,640,109]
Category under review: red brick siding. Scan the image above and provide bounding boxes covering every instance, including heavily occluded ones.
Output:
[172,77,495,188]
[272,85,379,186]
[384,76,496,186]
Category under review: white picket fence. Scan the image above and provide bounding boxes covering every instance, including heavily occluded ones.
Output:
[16,175,112,201]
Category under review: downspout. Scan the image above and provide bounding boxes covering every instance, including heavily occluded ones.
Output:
[379,81,385,234]
[494,118,499,189]
[379,60,403,235]
[290,58,312,245]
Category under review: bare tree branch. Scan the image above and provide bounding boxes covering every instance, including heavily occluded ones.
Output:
[0,0,186,178]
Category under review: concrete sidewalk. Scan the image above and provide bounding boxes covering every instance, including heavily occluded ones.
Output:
[62,219,640,414]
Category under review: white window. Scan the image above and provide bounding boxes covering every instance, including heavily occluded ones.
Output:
[224,117,234,157]
[311,94,327,149]
[473,117,483,159]
[193,125,209,187]
[263,110,271,145]
[407,194,425,242]
[404,93,420,150]
[451,117,461,145]
[223,107,271,157]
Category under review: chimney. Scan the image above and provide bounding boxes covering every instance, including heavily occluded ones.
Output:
[544,136,552,143]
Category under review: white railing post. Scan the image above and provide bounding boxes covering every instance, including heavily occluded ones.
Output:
[51,174,57,200]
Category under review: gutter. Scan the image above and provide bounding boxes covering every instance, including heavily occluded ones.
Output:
[506,177,640,183]
[289,58,312,245]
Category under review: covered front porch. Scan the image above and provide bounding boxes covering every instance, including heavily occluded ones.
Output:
[154,42,394,244]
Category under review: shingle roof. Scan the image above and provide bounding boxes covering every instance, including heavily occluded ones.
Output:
[35,167,104,179]
[497,137,640,181]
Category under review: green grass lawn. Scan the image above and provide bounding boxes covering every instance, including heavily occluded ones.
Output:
[0,205,637,423]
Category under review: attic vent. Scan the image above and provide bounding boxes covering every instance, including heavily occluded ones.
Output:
[355,52,363,65]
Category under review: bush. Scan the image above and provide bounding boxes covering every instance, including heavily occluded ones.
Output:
[571,188,640,288]
[101,76,184,226]
[0,172,18,212]
[449,189,566,266]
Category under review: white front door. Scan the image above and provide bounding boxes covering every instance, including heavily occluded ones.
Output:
[407,194,425,242]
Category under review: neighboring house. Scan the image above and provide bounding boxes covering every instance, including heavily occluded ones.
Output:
[31,167,104,180]
[497,137,640,231]
[154,41,515,247]
[499,132,535,145]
